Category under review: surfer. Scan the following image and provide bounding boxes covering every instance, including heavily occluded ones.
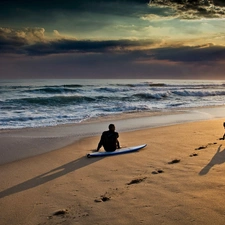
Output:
[96,124,121,152]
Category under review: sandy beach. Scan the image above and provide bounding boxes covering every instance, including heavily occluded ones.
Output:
[1,116,225,225]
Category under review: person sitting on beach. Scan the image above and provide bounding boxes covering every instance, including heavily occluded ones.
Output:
[96,124,121,152]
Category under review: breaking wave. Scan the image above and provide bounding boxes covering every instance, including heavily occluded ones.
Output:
[1,79,225,129]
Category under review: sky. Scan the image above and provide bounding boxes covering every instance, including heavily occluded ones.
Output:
[0,0,225,79]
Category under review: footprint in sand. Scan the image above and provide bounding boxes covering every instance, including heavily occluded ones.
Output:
[101,196,110,202]
[127,177,147,185]
[189,153,198,157]
[195,146,207,150]
[53,209,68,216]
[94,193,111,203]
[195,142,217,150]
[152,169,164,174]
[94,196,110,203]
[168,159,180,164]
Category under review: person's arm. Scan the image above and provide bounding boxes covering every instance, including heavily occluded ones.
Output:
[116,132,120,149]
[116,140,121,149]
[96,132,105,151]
[96,142,102,151]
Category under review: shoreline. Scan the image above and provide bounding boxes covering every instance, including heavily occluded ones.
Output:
[1,105,225,165]
[1,117,225,224]
[2,104,225,132]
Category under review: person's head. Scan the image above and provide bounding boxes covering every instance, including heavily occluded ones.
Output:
[108,124,115,131]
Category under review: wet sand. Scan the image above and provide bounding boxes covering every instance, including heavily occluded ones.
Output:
[1,116,225,225]
[1,106,225,165]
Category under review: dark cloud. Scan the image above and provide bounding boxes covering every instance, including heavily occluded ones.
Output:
[0,0,150,19]
[1,27,225,64]
[24,39,155,56]
[142,44,225,62]
[0,28,27,54]
[0,27,158,56]
[0,27,47,54]
[213,0,225,6]
[150,0,225,18]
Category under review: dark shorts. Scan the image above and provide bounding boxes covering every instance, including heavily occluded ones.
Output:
[104,148,116,152]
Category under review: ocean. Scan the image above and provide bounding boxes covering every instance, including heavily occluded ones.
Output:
[1,79,225,130]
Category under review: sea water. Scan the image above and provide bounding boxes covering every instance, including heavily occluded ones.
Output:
[1,79,225,130]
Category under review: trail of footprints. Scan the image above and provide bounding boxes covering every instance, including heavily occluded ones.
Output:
[94,141,220,203]
[48,140,221,222]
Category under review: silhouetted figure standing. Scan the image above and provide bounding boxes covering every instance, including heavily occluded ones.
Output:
[223,122,225,140]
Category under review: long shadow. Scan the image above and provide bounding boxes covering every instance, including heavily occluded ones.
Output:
[0,155,102,199]
[199,145,225,176]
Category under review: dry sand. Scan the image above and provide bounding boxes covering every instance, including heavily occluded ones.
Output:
[1,118,225,225]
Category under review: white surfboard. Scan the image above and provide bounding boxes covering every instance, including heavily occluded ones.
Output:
[87,144,147,158]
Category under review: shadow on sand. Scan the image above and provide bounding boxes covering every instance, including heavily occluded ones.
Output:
[0,155,102,199]
[199,145,225,176]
